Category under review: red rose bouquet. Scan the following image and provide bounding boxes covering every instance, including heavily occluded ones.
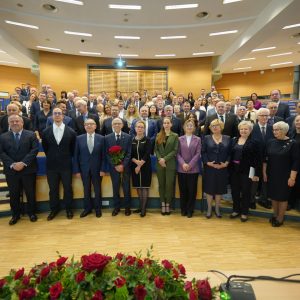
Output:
[108,145,125,166]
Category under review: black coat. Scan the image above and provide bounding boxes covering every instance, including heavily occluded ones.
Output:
[74,113,100,135]
[204,113,238,137]
[101,117,129,135]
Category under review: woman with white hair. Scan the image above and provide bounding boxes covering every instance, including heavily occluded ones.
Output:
[263,121,299,227]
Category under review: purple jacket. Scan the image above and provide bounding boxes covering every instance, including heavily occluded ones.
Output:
[177,135,201,173]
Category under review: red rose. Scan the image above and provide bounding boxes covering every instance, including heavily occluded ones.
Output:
[49,282,63,300]
[134,285,147,300]
[178,264,186,275]
[143,258,153,265]
[189,290,198,300]
[56,257,68,267]
[184,281,193,292]
[14,268,25,280]
[81,253,111,272]
[115,253,124,261]
[49,262,56,269]
[22,276,30,286]
[35,277,41,284]
[75,271,85,283]
[0,278,6,289]
[91,290,103,300]
[154,276,164,289]
[19,288,36,300]
[126,255,136,266]
[114,276,126,288]
[162,259,173,270]
[173,268,179,279]
[40,266,50,278]
[109,145,122,154]
[196,279,212,300]
[137,259,144,268]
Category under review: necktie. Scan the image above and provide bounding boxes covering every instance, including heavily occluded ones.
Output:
[261,126,266,139]
[88,134,93,153]
[219,115,224,122]
[15,132,20,147]
[116,134,120,145]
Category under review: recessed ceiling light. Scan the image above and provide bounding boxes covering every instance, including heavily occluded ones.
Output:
[0,61,18,65]
[233,67,252,70]
[267,52,293,58]
[114,36,140,39]
[298,42,300,45]
[165,4,198,10]
[64,31,92,37]
[270,62,293,67]
[118,54,139,57]
[192,52,215,55]
[79,51,101,55]
[223,0,243,4]
[160,36,187,39]
[155,54,176,57]
[282,23,300,29]
[109,4,141,10]
[209,30,238,36]
[55,0,84,5]
[239,57,255,61]
[37,46,62,51]
[252,46,276,52]
[0,49,6,53]
[5,20,39,29]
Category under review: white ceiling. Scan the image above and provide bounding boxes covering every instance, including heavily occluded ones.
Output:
[0,0,299,74]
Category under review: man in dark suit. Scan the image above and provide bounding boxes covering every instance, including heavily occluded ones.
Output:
[236,106,247,123]
[74,118,106,218]
[157,105,182,136]
[270,89,290,120]
[42,107,77,220]
[20,83,31,101]
[0,115,39,225]
[30,92,47,121]
[66,92,76,112]
[105,118,132,216]
[87,94,98,114]
[191,98,206,127]
[101,104,129,135]
[132,92,145,111]
[46,101,74,129]
[230,96,243,114]
[73,99,100,135]
[286,101,300,129]
[267,101,284,126]
[204,101,238,137]
[178,101,193,125]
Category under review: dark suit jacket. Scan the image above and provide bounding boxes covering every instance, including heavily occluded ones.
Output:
[267,115,284,126]
[105,132,132,171]
[129,118,158,143]
[68,109,80,120]
[178,112,193,125]
[286,115,297,129]
[191,109,206,127]
[66,100,75,112]
[34,110,52,135]
[157,116,182,136]
[30,101,41,121]
[0,130,39,175]
[73,133,105,174]
[87,100,98,114]
[0,115,32,134]
[42,125,76,171]
[46,115,74,129]
[276,102,290,120]
[101,117,129,136]
[204,113,238,137]
[74,113,100,135]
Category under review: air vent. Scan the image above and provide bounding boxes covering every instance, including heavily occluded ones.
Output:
[42,4,58,12]
[196,11,209,19]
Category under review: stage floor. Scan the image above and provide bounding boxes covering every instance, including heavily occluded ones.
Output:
[1,210,300,298]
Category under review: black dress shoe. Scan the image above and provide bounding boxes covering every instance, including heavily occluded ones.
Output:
[272,220,284,227]
[206,213,212,219]
[9,216,20,225]
[95,210,102,218]
[187,212,192,218]
[47,210,59,221]
[80,210,91,218]
[133,209,141,213]
[269,216,276,224]
[240,216,248,222]
[66,210,73,219]
[125,208,131,216]
[112,208,120,216]
[29,214,38,222]
[140,211,146,217]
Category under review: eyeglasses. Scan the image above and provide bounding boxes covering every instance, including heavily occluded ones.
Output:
[53,112,62,115]
[85,123,96,126]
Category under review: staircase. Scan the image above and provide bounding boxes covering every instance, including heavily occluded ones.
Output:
[0,163,10,214]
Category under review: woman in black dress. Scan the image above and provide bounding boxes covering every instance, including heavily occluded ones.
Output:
[202,119,231,218]
[263,121,299,227]
[131,120,152,217]
[34,99,52,140]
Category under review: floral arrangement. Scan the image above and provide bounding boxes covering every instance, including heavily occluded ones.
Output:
[0,249,216,300]
[108,145,125,166]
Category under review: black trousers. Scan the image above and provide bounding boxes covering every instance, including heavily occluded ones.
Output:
[230,171,252,215]
[178,173,198,214]
[6,173,36,217]
[47,169,73,211]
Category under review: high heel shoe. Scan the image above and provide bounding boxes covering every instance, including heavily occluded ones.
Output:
[206,212,212,219]
[214,211,222,218]
[161,203,166,216]
[165,204,171,215]
[272,220,284,227]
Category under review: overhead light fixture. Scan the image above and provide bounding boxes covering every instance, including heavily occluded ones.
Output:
[282,23,300,29]
[223,0,242,4]
[209,30,238,36]
[115,56,127,68]
[165,4,198,10]
[160,36,187,39]
[267,52,293,58]
[270,61,293,67]
[298,42,300,45]
[0,60,18,65]
[114,36,140,39]
[5,20,39,29]
[79,51,101,55]
[64,31,92,37]
[193,52,215,55]
[37,46,62,51]
[233,67,252,70]
[55,0,84,5]
[0,49,6,53]
[155,54,176,57]
[239,57,255,61]
[252,46,276,52]
[109,4,141,10]
[118,54,139,57]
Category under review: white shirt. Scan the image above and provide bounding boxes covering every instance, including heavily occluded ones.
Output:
[141,117,148,136]
[119,109,125,119]
[53,122,65,145]
[87,132,95,145]
[114,132,121,141]
[185,135,192,147]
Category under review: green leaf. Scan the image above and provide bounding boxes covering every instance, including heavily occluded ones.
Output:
[115,285,129,300]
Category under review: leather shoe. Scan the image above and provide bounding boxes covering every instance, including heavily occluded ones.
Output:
[95,210,102,218]
[240,216,248,222]
[140,211,146,217]
[125,208,131,216]
[230,212,240,219]
[206,213,212,219]
[29,214,38,222]
[80,210,91,218]
[215,211,222,218]
[66,210,73,219]
[9,216,20,225]
[112,208,120,216]
[133,209,141,213]
[187,212,192,218]
[47,210,59,221]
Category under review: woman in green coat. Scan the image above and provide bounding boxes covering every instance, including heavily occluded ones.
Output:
[154,117,179,215]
